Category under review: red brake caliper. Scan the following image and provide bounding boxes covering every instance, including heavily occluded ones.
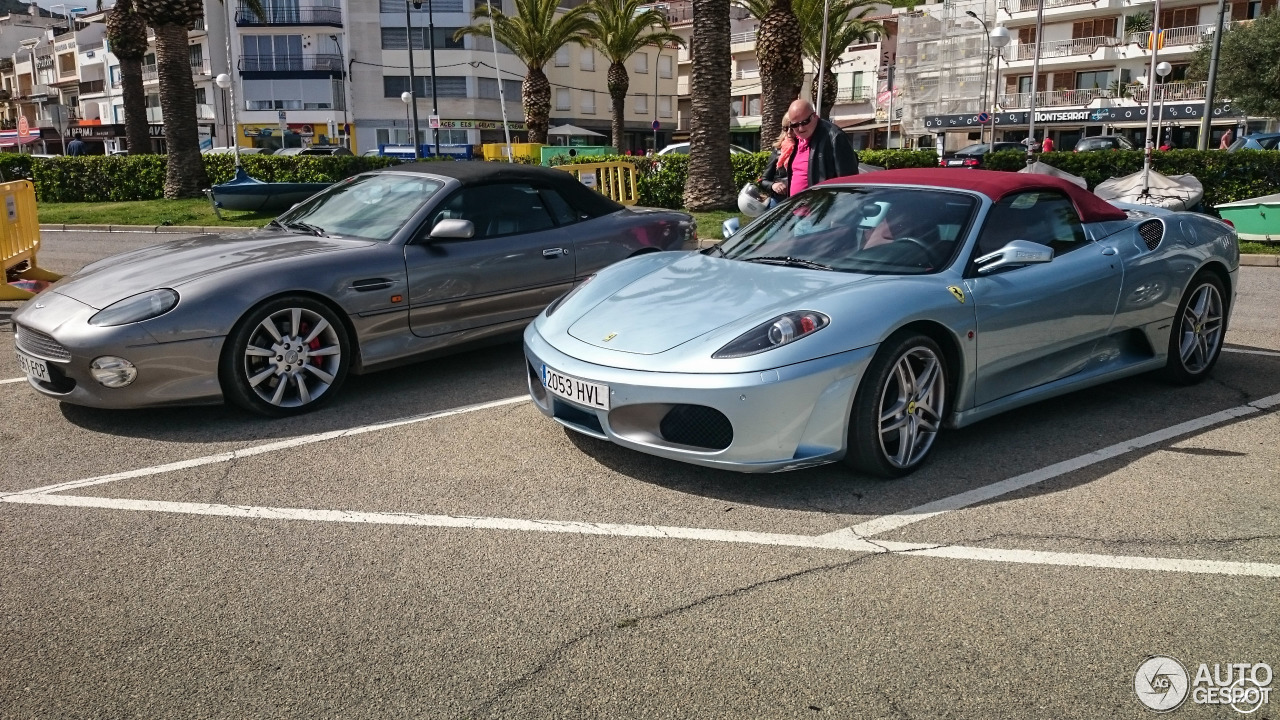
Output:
[303,322,322,365]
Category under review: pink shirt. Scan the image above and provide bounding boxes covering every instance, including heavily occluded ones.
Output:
[789,136,811,195]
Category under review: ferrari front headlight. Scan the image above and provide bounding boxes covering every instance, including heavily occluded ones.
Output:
[712,311,830,359]
[88,289,180,327]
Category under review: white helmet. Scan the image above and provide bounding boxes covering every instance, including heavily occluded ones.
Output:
[738,183,770,217]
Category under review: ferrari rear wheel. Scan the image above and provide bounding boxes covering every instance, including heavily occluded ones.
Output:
[845,333,947,479]
[1162,272,1226,385]
[221,295,350,417]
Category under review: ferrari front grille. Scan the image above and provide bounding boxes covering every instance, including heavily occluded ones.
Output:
[659,405,733,450]
[1138,220,1164,251]
[14,324,71,362]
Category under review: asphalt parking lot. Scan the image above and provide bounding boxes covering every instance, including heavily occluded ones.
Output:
[2,232,1277,719]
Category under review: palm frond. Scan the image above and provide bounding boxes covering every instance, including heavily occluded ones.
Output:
[583,0,685,62]
[458,0,594,69]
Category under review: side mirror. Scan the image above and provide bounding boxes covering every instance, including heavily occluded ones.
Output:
[976,239,1054,274]
[429,218,475,240]
[722,217,740,238]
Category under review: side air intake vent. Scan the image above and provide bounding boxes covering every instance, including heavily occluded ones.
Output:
[1138,219,1164,251]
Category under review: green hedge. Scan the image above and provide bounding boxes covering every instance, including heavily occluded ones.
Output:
[554,150,939,209]
[22,155,401,203]
[982,148,1280,210]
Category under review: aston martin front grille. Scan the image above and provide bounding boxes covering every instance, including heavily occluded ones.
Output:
[14,324,70,362]
[659,405,733,450]
[1138,220,1164,251]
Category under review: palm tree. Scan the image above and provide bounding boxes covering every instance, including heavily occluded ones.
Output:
[583,0,684,152]
[684,0,735,211]
[103,0,152,156]
[795,0,882,118]
[739,0,803,145]
[457,0,594,144]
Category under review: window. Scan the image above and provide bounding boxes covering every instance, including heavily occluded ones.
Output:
[1017,73,1047,94]
[556,87,570,111]
[475,0,501,11]
[194,87,207,104]
[279,174,445,243]
[580,48,594,71]
[634,52,648,73]
[1159,7,1198,28]
[555,46,570,67]
[241,35,303,71]
[244,79,335,109]
[428,183,556,239]
[1070,18,1116,38]
[581,91,595,114]
[659,96,671,118]
[1076,69,1111,89]
[539,188,580,225]
[380,0,462,11]
[730,96,742,117]
[747,95,760,116]
[658,54,672,78]
[634,93,648,113]
[383,76,468,97]
[188,43,204,69]
[1017,26,1036,44]
[974,191,1086,260]
[477,77,521,100]
[381,27,465,50]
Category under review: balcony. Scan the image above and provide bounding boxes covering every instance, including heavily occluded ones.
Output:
[730,30,757,46]
[191,58,211,75]
[1012,35,1117,61]
[238,53,343,73]
[79,39,104,51]
[1130,80,1208,104]
[142,63,158,83]
[1128,23,1221,50]
[836,85,875,103]
[733,68,759,80]
[1001,0,1094,12]
[79,79,106,95]
[998,86,1107,109]
[0,58,13,73]
[236,4,343,27]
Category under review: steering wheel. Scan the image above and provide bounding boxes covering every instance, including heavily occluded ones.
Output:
[893,236,936,265]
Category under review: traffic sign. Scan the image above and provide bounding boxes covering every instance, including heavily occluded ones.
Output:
[977,112,991,123]
[651,120,660,131]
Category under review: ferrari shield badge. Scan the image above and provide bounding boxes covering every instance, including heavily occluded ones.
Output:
[947,286,966,304]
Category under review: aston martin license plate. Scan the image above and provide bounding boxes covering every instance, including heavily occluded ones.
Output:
[543,365,610,410]
[15,350,49,383]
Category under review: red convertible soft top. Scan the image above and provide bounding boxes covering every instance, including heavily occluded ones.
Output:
[821,168,1129,223]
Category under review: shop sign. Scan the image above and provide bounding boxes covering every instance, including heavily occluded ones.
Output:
[437,119,527,131]
[924,102,1242,129]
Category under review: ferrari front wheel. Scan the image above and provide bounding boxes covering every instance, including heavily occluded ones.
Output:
[221,296,350,417]
[846,333,947,478]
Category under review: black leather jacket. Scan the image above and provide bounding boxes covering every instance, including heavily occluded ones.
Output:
[761,118,859,195]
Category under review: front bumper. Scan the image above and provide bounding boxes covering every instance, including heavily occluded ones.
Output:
[524,324,878,473]
[12,293,226,409]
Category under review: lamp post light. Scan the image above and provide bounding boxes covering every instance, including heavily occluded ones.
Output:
[1154,61,1171,149]
[215,72,241,167]
[988,25,1010,146]
[401,90,415,154]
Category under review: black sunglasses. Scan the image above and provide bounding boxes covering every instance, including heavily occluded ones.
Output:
[787,114,815,131]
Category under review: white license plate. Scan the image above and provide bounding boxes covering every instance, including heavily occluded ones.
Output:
[542,365,609,410]
[946,160,965,166]
[15,350,50,383]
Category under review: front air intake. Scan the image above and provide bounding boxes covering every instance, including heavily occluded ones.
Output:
[1138,219,1164,251]
[659,405,733,450]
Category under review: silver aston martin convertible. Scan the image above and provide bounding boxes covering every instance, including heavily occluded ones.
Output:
[524,169,1239,477]
[12,163,694,416]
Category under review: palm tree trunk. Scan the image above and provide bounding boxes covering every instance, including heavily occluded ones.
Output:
[685,0,735,211]
[607,61,628,152]
[118,56,151,155]
[758,0,803,143]
[523,68,552,145]
[154,23,207,197]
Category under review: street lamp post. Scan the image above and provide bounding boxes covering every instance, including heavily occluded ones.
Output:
[1154,61,1171,149]
[988,26,1010,146]
[422,0,439,156]
[403,0,421,160]
[1025,0,1047,165]
[1141,0,1165,195]
[401,90,414,153]
[652,46,661,152]
[330,34,351,149]
[215,73,240,166]
[965,10,990,146]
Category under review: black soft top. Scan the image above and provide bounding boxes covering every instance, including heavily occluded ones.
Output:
[393,160,624,219]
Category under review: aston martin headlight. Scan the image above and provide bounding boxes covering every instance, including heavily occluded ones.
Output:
[88,289,179,327]
[712,311,830,359]
[545,275,594,317]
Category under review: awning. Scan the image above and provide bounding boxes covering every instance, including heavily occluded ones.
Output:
[839,119,888,131]
[0,131,41,147]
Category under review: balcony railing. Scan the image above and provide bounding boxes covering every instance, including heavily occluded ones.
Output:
[729,30,757,45]
[1001,0,1093,12]
[79,39,104,51]
[1128,23,1220,49]
[238,53,343,72]
[836,85,875,103]
[1013,35,1117,61]
[0,58,12,73]
[236,4,343,26]
[142,63,158,82]
[1130,80,1208,103]
[734,68,759,79]
[998,86,1106,109]
[79,79,105,94]
[191,58,211,75]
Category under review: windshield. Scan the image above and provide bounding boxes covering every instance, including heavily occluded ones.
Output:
[956,144,989,154]
[275,173,444,241]
[719,187,978,275]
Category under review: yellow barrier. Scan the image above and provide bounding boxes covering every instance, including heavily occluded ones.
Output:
[0,179,60,301]
[556,161,640,206]
[481,143,544,162]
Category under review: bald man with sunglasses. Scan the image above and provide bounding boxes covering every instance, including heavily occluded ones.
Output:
[763,99,859,199]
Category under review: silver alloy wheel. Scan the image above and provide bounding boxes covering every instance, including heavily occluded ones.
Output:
[1178,282,1224,374]
[877,346,946,469]
[241,306,342,408]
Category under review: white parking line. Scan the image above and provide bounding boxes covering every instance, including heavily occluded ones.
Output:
[0,377,27,385]
[4,493,1277,578]
[1224,347,1280,358]
[2,395,529,499]
[822,391,1280,541]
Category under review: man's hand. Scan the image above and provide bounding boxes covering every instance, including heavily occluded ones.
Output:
[771,181,787,196]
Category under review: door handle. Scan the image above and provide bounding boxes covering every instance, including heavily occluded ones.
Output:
[1101,247,1117,256]
[543,248,567,257]
[351,278,394,291]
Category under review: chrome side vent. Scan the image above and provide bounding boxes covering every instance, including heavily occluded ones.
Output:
[1138,220,1164,252]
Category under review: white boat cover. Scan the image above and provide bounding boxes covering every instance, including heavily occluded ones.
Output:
[1017,161,1087,188]
[1093,169,1205,210]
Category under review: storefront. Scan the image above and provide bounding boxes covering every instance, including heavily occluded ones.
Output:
[240,122,338,151]
[148,124,216,154]
[66,123,126,154]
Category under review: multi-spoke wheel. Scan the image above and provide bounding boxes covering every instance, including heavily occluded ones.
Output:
[220,296,350,417]
[846,332,948,478]
[1163,273,1226,384]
